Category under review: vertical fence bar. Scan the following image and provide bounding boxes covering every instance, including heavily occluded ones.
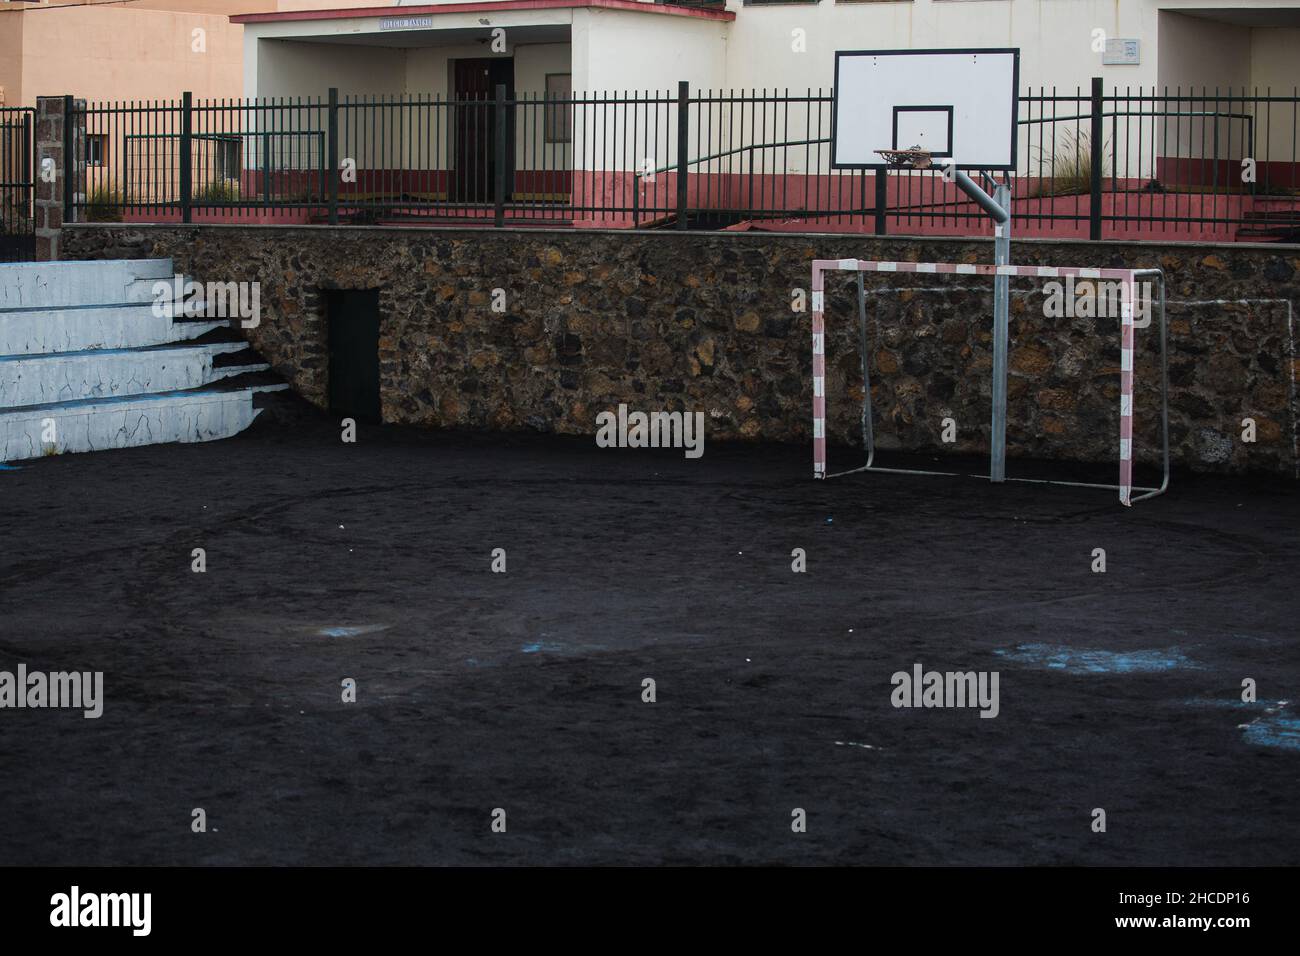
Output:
[262,102,272,209]
[180,91,192,223]
[62,95,75,221]
[328,87,339,224]
[676,80,689,229]
[494,83,507,228]
[1089,76,1103,240]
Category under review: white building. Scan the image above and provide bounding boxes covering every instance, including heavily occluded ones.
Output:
[235,0,1300,98]
[224,0,1300,235]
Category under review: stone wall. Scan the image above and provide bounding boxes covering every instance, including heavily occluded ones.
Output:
[63,223,1300,477]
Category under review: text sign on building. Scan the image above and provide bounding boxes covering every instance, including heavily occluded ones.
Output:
[380,16,434,31]
[1103,39,1140,66]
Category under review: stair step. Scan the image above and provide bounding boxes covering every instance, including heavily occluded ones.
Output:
[0,259,290,460]
[0,342,255,408]
[0,303,224,356]
[198,369,289,394]
[0,259,174,310]
[0,386,270,462]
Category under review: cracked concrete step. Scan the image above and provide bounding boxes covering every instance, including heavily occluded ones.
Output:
[0,258,175,310]
[195,369,291,396]
[0,342,267,409]
[0,302,225,356]
[0,384,284,462]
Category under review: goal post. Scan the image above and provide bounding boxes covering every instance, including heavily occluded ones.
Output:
[810,258,1170,507]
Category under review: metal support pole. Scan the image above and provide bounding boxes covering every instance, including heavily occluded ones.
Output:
[856,272,875,468]
[1128,269,1171,502]
[952,168,1011,482]
[990,180,1011,482]
[952,169,1008,224]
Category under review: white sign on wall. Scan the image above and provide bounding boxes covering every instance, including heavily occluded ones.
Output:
[380,17,434,31]
[1103,39,1141,66]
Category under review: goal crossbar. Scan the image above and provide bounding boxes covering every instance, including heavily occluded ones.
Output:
[810,258,1170,507]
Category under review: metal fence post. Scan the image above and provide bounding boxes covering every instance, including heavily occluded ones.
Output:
[182,90,193,223]
[1089,77,1103,241]
[62,95,74,221]
[180,91,192,223]
[494,84,507,228]
[676,80,689,230]
[874,168,887,235]
[328,88,339,225]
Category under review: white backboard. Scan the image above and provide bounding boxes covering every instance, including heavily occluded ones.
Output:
[832,49,1020,170]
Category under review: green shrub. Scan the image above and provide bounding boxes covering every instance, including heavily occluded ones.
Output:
[85,186,123,222]
[1029,129,1108,198]
[195,180,240,203]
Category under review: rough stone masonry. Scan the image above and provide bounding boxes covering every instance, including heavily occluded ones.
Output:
[63,224,1300,477]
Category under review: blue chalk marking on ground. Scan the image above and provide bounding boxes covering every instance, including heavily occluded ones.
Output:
[0,464,20,471]
[521,641,563,654]
[1183,698,1262,709]
[317,624,389,638]
[995,644,1196,673]
[520,641,607,655]
[1242,715,1300,751]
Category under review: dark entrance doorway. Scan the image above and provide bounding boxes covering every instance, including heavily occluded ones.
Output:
[452,57,515,203]
[326,289,381,422]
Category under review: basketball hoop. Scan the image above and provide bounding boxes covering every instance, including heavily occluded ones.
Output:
[874,147,933,170]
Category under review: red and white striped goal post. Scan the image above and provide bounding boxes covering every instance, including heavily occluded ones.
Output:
[810,258,1168,507]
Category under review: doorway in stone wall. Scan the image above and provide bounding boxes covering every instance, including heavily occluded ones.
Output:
[326,289,381,423]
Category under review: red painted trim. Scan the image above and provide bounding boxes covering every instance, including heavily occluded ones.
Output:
[231,0,733,25]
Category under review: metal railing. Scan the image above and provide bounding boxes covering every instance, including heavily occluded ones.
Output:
[1,107,35,262]
[68,82,1300,240]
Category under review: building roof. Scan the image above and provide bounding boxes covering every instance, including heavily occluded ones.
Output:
[231,0,734,25]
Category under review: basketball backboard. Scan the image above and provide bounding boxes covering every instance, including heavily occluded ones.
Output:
[832,48,1020,171]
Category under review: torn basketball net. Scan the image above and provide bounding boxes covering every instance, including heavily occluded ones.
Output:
[875,147,932,169]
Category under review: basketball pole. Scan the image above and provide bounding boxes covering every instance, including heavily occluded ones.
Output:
[950,169,1011,482]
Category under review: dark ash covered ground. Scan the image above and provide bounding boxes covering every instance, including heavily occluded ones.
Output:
[2,407,1297,866]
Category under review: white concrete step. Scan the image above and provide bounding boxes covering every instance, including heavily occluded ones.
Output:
[0,259,175,310]
[0,259,286,462]
[0,342,264,408]
[0,384,288,462]
[0,303,224,356]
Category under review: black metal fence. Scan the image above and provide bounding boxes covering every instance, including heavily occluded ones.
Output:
[68,82,1300,241]
[1,107,36,262]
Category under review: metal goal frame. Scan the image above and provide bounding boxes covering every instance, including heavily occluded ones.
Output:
[810,258,1170,506]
